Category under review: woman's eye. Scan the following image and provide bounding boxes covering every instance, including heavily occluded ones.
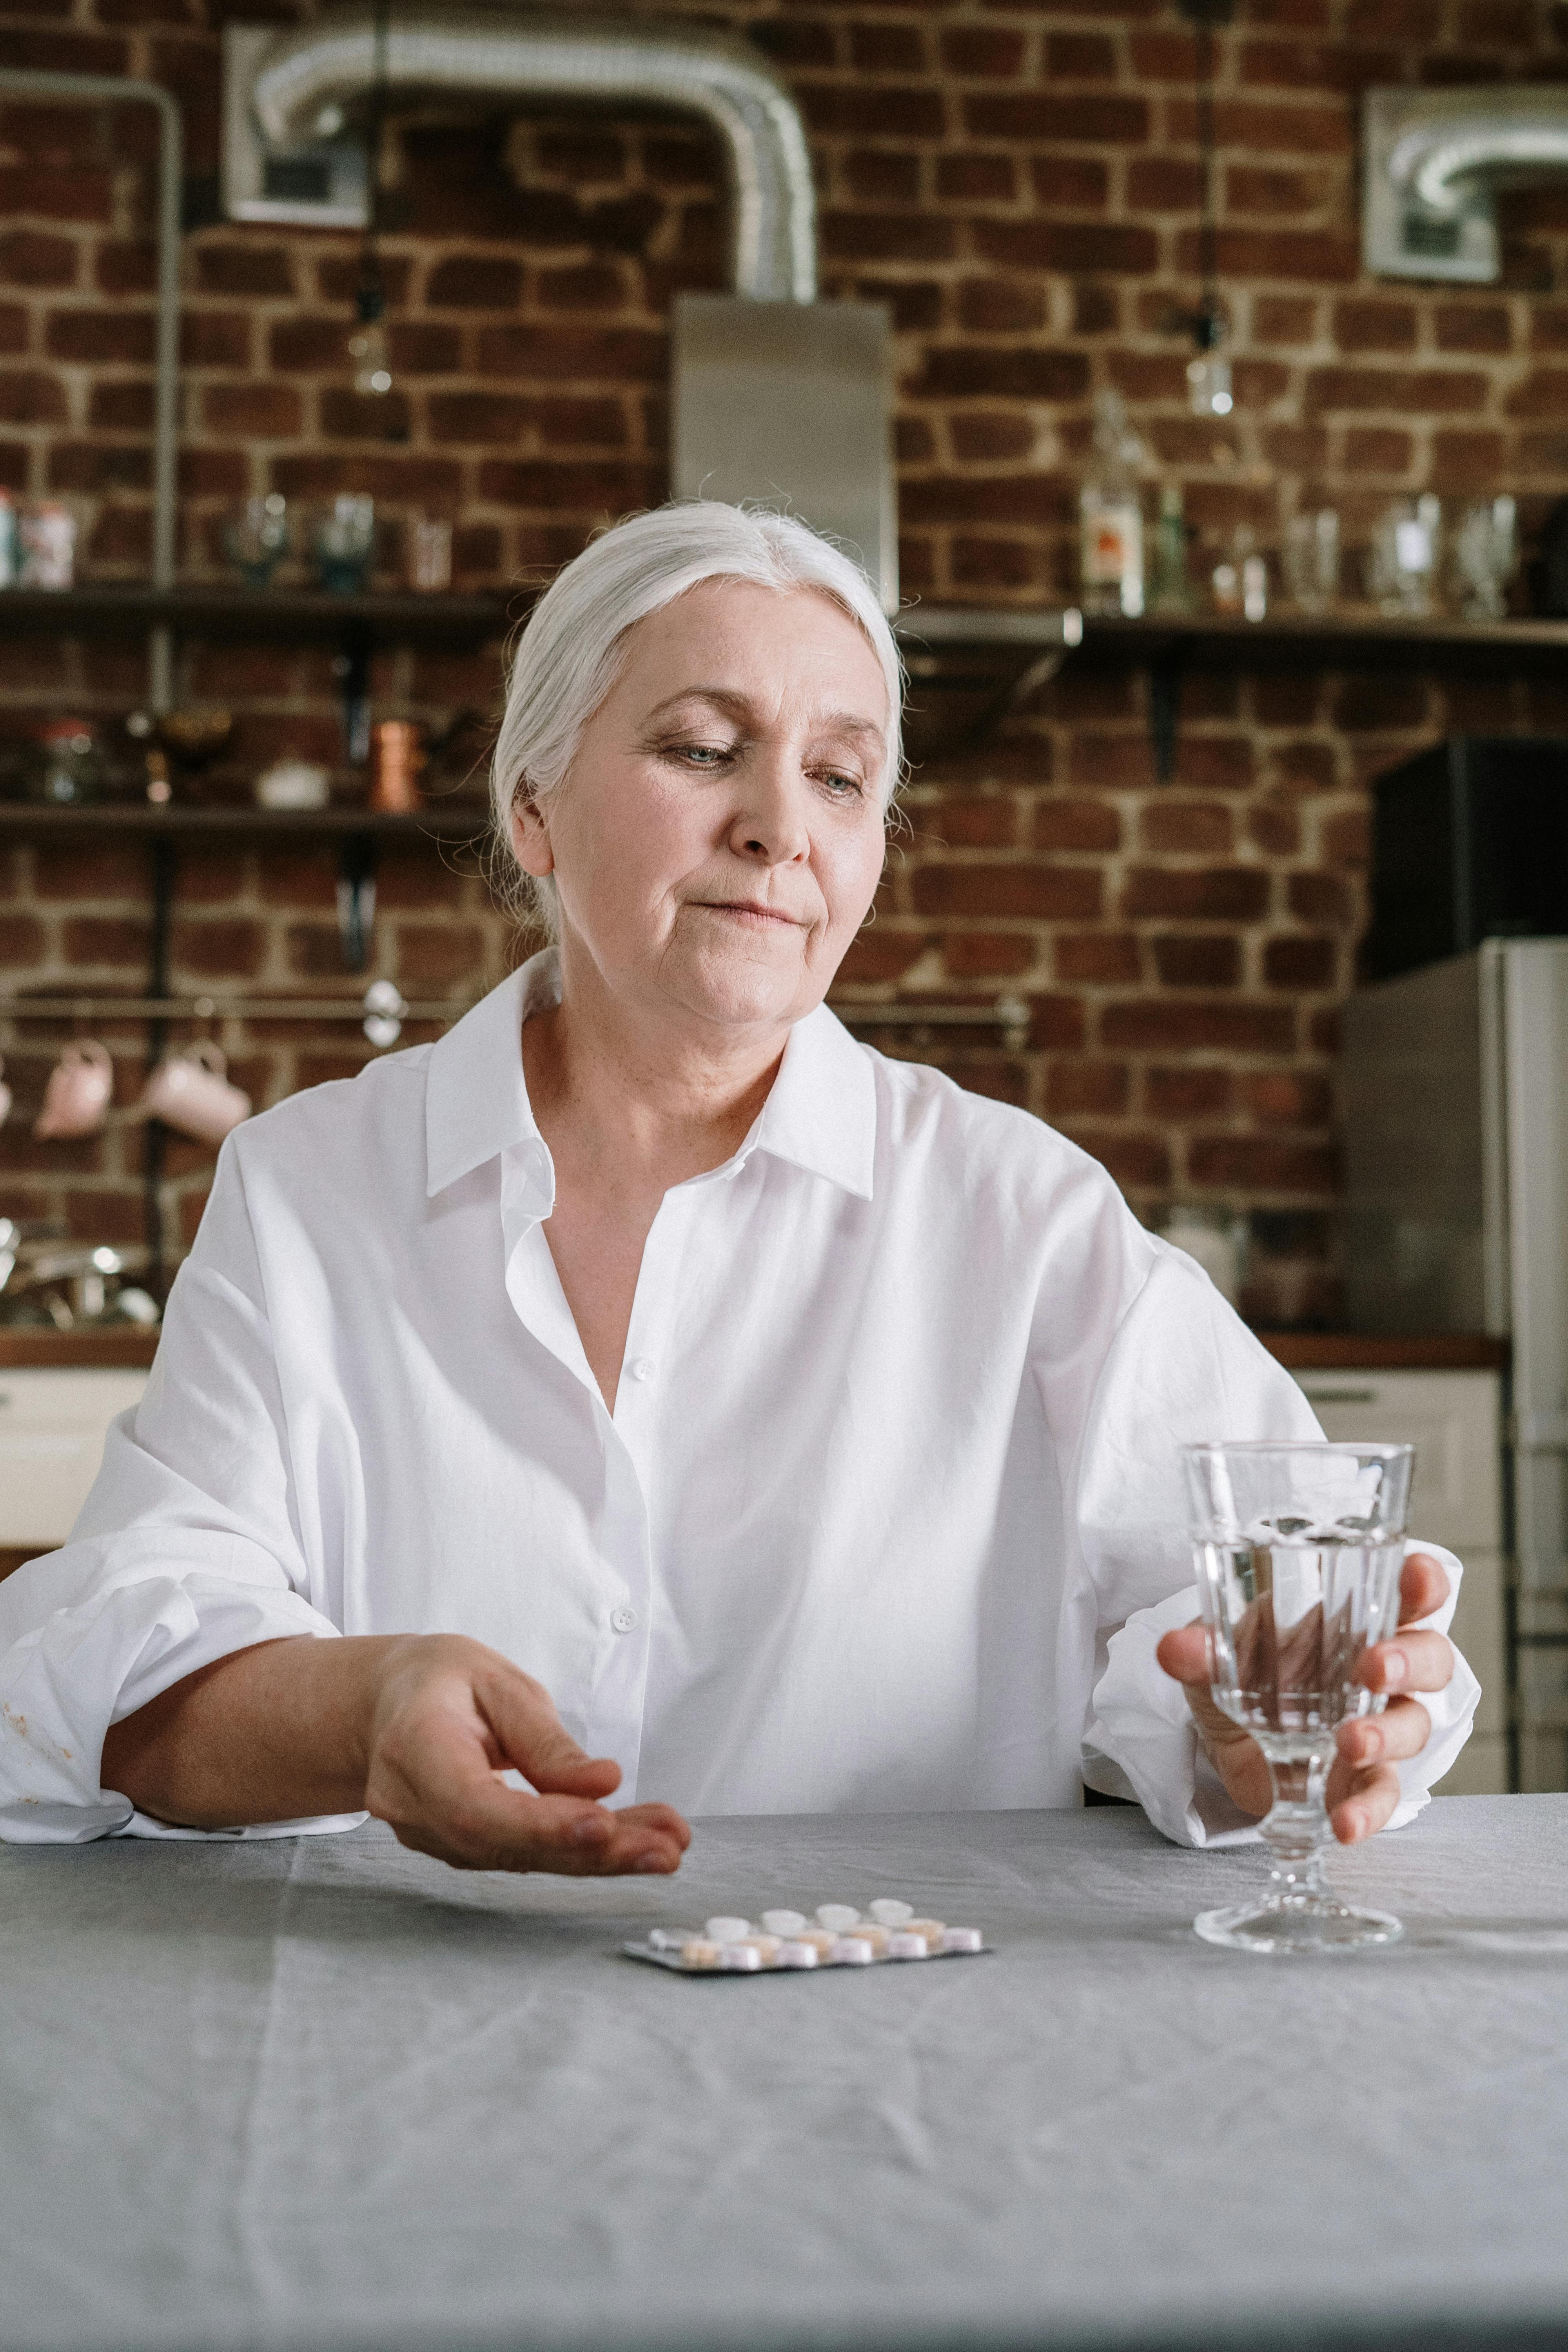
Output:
[673,742,730,767]
[819,769,865,799]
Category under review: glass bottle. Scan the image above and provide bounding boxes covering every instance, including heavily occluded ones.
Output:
[1079,391,1145,618]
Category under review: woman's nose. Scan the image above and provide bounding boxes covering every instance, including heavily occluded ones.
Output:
[727,757,811,864]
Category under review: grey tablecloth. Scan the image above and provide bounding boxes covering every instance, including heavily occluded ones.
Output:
[4,1798,1568,2352]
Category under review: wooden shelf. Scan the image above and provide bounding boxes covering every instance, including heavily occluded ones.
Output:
[0,1327,160,1368]
[1071,608,1568,675]
[0,801,488,845]
[0,584,512,648]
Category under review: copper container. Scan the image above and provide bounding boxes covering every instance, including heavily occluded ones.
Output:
[369,720,425,813]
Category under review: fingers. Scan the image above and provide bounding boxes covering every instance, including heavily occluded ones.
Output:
[1398,1550,1450,1626]
[1357,1626,1453,1697]
[1155,1622,1212,1688]
[476,1660,623,1801]
[1335,1693,1431,1769]
[1325,1757,1403,1845]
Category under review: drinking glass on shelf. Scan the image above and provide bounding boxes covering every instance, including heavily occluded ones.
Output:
[408,510,453,593]
[314,494,376,594]
[1369,494,1442,617]
[1182,1439,1415,1955]
[1283,509,1339,615]
[223,493,290,589]
[1450,494,1518,622]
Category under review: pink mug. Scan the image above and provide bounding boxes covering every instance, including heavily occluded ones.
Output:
[140,1040,251,1147]
[33,1039,113,1140]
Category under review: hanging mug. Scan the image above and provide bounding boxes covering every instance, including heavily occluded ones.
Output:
[140,1040,251,1148]
[33,1039,113,1140]
[0,1056,11,1130]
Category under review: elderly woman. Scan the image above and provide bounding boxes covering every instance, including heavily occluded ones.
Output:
[0,504,1475,1870]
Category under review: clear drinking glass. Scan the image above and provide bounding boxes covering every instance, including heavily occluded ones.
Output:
[1283,509,1339,614]
[1182,1439,1414,1955]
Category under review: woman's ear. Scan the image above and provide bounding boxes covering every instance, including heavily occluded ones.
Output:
[510,782,554,878]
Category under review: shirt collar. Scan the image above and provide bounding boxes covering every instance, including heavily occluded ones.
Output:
[424,952,556,1198]
[423,949,877,1204]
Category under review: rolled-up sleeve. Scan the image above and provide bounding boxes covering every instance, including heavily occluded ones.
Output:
[1078,1246,1483,1847]
[0,1140,358,1844]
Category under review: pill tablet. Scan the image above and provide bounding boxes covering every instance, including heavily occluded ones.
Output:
[738,1935,781,1964]
[904,1919,946,1951]
[761,1909,808,1937]
[649,1928,699,1952]
[681,1940,722,1970]
[706,1916,751,1943]
[942,1927,983,1955]
[776,1940,818,1969]
[869,1898,915,1927]
[846,1922,889,1956]
[887,1931,929,1960]
[831,1936,875,1965]
[793,1929,838,1958]
[816,1904,861,1931]
[718,1943,762,1972]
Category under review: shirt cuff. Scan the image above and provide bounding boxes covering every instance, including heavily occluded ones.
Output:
[1083,1540,1482,1849]
[0,1571,352,1844]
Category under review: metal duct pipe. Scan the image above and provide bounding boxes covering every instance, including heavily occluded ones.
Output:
[1366,85,1568,281]
[247,9,816,302]
[0,69,182,709]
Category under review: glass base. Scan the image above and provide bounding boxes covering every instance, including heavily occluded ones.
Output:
[1195,1896,1403,1955]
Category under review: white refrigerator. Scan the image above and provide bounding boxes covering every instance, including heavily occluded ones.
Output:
[1344,940,1568,1792]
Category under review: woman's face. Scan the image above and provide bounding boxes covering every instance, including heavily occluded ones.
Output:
[512,578,892,1038]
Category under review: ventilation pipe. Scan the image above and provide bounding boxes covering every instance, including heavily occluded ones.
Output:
[227,9,815,303]
[1365,87,1568,281]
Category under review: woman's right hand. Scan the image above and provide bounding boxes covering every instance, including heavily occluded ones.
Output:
[102,1630,690,1876]
[363,1633,690,1875]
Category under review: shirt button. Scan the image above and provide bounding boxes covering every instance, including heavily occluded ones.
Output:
[610,1605,639,1635]
[626,1357,654,1383]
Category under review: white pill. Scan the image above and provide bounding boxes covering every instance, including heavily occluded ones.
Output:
[718,1943,762,1972]
[887,1931,929,1960]
[868,1898,915,1926]
[831,1935,874,1965]
[649,1928,699,1952]
[761,1908,808,1936]
[775,1940,818,1969]
[815,1903,861,1931]
[706,1916,751,1943]
[942,1927,984,1955]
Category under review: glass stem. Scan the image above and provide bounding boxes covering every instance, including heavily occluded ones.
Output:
[1258,1747,1332,1904]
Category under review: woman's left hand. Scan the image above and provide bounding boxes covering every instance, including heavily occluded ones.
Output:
[1156,1551,1456,1842]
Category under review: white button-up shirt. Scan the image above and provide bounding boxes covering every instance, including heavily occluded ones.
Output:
[0,953,1477,1847]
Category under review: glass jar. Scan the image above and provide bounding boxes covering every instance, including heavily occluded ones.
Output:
[27,718,103,806]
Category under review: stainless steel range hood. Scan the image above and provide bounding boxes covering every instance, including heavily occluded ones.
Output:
[1365,86,1568,281]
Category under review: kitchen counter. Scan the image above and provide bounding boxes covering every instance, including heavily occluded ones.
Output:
[1256,1332,1510,1371]
[0,1327,160,1368]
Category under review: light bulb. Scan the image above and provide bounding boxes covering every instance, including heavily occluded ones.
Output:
[349,314,392,396]
[1187,350,1232,416]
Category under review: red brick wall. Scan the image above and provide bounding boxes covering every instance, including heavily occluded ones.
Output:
[4,0,1568,1318]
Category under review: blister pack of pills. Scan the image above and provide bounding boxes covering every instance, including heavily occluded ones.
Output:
[623,1897,989,1976]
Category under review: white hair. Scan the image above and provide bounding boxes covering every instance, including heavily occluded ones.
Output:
[488,502,905,931]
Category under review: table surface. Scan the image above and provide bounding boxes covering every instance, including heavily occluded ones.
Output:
[4,1798,1567,2352]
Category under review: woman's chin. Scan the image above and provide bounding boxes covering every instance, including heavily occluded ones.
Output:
[655,941,821,1034]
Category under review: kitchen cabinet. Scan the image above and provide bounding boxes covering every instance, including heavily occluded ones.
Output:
[1288,1363,1509,1795]
[0,1367,148,1558]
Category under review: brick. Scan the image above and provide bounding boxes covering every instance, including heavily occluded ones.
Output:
[0,370,67,424]
[851,22,927,72]
[1288,872,1355,925]
[1505,368,1568,418]
[426,255,524,309]
[319,388,414,445]
[911,864,1102,921]
[1332,298,1419,353]
[1138,800,1234,855]
[939,931,1036,978]
[1101,1000,1297,1053]
[474,323,664,382]
[973,221,1159,276]
[1434,302,1513,354]
[1342,428,1414,474]
[202,383,301,437]
[1027,157,1112,209]
[904,348,1089,402]
[963,93,1148,144]
[821,212,955,265]
[1127,158,1206,212]
[1047,1060,1129,1117]
[920,795,1017,849]
[1145,1065,1231,1119]
[843,151,923,206]
[193,243,295,298]
[1240,1072,1333,1127]
[1031,798,1120,852]
[1253,295,1319,344]
[1151,934,1241,987]
[940,25,1027,74]
[949,412,1035,461]
[833,930,930,986]
[1054,930,1142,984]
[1227,165,1338,217]
[936,154,1017,203]
[44,307,155,365]
[1263,934,1337,989]
[1122,866,1270,921]
[1188,1138,1337,1192]
[0,231,76,289]
[476,459,661,508]
[1307,365,1488,411]
[1182,227,1359,283]
[1079,1134,1171,1191]
[269,315,357,372]
[1044,30,1117,77]
[182,310,251,368]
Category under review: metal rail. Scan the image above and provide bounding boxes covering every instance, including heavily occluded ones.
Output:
[0,70,182,712]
